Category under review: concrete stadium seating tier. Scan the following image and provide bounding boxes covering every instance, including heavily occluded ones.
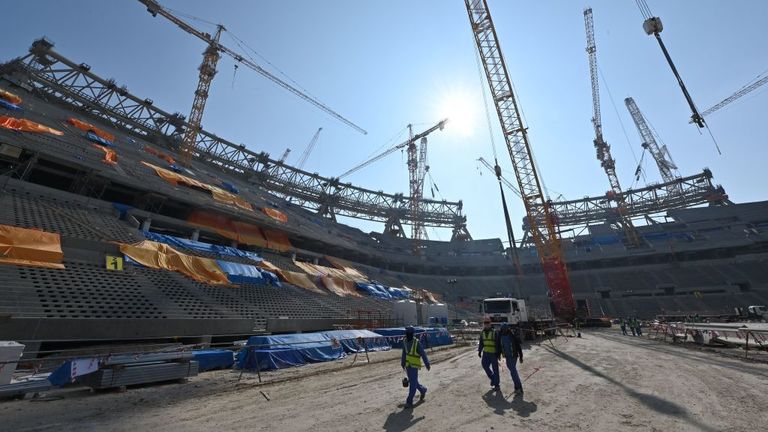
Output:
[1,80,768,347]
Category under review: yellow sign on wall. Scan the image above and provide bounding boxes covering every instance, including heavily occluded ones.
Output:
[106,255,123,271]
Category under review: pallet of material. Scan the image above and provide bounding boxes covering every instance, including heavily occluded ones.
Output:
[78,361,199,390]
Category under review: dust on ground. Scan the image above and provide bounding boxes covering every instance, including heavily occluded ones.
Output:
[2,329,767,432]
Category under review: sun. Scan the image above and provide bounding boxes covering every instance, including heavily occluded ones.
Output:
[434,88,478,138]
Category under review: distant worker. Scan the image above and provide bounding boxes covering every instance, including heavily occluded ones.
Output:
[499,323,524,394]
[401,326,430,409]
[620,318,628,336]
[478,318,501,391]
[629,317,637,336]
[635,319,643,337]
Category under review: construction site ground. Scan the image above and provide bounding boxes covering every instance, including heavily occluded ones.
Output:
[3,328,767,432]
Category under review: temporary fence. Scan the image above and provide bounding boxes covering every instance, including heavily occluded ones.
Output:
[648,321,768,359]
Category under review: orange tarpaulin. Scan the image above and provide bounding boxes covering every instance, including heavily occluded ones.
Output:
[0,116,63,136]
[325,256,368,281]
[0,89,22,105]
[281,270,325,294]
[321,276,361,297]
[0,224,64,269]
[262,207,288,223]
[143,161,253,212]
[144,146,176,165]
[188,211,269,248]
[120,240,228,285]
[91,144,117,166]
[66,118,115,143]
[263,229,292,252]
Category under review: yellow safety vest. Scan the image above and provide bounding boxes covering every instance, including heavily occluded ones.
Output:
[405,339,422,368]
[482,329,496,354]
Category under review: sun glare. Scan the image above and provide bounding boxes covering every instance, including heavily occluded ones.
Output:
[435,88,478,137]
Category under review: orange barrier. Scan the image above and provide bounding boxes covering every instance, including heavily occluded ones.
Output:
[120,240,228,285]
[321,276,361,297]
[66,118,115,143]
[0,89,22,105]
[263,229,292,252]
[91,144,118,166]
[142,161,253,212]
[0,224,64,269]
[0,116,63,136]
[262,207,288,223]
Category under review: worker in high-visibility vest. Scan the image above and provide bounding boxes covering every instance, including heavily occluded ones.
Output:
[478,318,501,391]
[400,326,431,408]
[499,323,524,395]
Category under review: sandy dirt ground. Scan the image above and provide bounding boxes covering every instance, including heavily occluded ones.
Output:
[2,329,767,432]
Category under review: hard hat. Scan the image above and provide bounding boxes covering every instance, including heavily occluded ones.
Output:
[405,326,415,336]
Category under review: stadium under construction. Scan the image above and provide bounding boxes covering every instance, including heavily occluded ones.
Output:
[0,2,767,429]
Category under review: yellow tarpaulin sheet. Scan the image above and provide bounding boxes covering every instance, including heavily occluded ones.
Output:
[262,207,288,223]
[66,118,115,143]
[0,116,63,136]
[324,256,369,281]
[142,161,253,212]
[281,270,325,294]
[321,276,361,297]
[120,240,228,285]
[0,224,64,269]
[263,229,292,252]
[0,89,22,105]
[187,211,270,248]
[257,259,282,274]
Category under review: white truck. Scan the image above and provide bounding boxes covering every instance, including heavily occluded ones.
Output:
[481,297,555,338]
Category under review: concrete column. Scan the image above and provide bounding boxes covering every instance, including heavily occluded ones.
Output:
[291,252,297,261]
[191,230,200,242]
[313,258,319,265]
[140,218,152,231]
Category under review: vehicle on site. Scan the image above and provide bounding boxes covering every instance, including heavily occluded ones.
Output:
[735,305,768,322]
[481,297,556,339]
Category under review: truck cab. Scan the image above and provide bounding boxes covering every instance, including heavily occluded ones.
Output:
[482,297,528,325]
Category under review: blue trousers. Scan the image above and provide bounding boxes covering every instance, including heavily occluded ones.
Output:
[405,366,426,405]
[505,356,523,390]
[481,352,499,387]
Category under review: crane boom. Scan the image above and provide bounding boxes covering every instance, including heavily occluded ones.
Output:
[296,127,322,169]
[477,157,521,198]
[625,97,678,183]
[700,73,768,118]
[338,120,446,179]
[584,8,641,247]
[138,0,367,141]
[464,0,575,319]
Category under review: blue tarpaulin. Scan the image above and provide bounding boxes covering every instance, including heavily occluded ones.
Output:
[192,350,235,372]
[85,131,114,147]
[373,327,453,349]
[216,260,266,285]
[356,282,392,299]
[142,231,262,262]
[220,181,239,194]
[0,99,21,111]
[236,330,391,371]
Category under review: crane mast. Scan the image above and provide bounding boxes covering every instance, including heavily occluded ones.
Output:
[296,127,322,170]
[463,0,575,319]
[625,97,678,183]
[584,8,641,248]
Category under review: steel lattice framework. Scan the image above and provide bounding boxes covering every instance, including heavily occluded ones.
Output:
[0,39,467,231]
[625,97,679,184]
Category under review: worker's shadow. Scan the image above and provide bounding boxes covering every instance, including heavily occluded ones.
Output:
[482,390,537,417]
[383,407,425,432]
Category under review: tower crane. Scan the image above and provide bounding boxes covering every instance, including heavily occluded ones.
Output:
[277,148,291,164]
[463,0,575,319]
[296,127,322,170]
[338,120,446,240]
[625,97,679,183]
[699,72,768,119]
[137,0,366,166]
[584,8,641,248]
[636,0,706,128]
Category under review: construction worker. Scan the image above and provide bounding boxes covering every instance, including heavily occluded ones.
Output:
[630,317,637,336]
[401,326,430,408]
[478,318,501,391]
[499,324,524,394]
[635,319,643,337]
[620,318,628,335]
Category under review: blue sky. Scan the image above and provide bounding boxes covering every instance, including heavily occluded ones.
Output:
[4,1,767,242]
